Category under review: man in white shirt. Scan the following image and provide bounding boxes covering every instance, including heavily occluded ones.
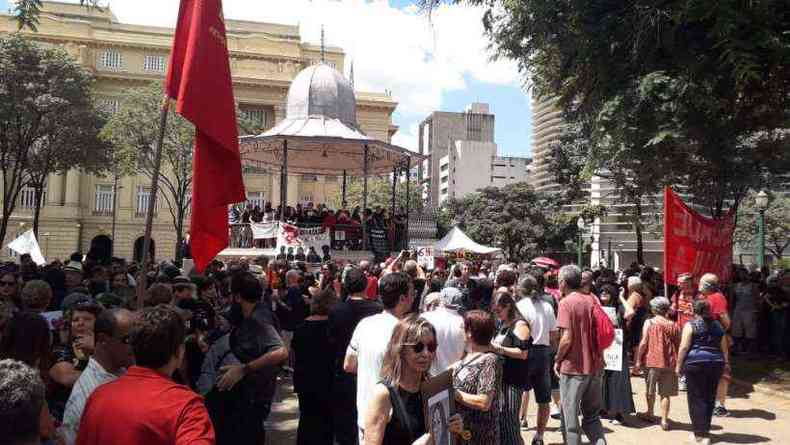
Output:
[59,308,135,445]
[422,287,465,375]
[516,275,558,445]
[344,272,414,442]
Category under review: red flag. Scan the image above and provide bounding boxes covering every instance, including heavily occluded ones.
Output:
[663,187,735,285]
[165,0,245,271]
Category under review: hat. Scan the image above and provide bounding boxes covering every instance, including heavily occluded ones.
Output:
[439,287,464,310]
[63,261,83,274]
[649,297,671,314]
[62,292,95,311]
[172,275,196,288]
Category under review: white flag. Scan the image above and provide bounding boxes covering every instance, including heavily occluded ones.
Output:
[7,229,46,265]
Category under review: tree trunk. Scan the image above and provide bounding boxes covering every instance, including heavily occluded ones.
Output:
[32,184,44,237]
[174,207,185,266]
[633,201,645,265]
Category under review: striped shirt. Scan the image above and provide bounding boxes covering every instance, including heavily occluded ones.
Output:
[60,358,118,445]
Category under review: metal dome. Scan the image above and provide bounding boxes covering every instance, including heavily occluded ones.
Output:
[286,63,357,127]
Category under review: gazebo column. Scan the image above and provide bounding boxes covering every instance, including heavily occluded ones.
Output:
[341,169,347,208]
[391,165,397,251]
[405,156,411,249]
[362,144,369,250]
[280,139,288,222]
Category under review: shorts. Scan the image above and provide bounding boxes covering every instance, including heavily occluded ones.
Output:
[731,310,758,339]
[646,368,678,397]
[524,346,552,404]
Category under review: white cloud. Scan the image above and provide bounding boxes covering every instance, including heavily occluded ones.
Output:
[70,0,520,150]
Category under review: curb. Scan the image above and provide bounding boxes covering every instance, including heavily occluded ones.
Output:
[729,376,790,401]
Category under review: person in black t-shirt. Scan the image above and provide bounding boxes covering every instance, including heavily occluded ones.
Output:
[327,267,382,445]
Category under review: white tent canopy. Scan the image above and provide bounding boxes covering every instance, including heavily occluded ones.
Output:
[434,227,501,255]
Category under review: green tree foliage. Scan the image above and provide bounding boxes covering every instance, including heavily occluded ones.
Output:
[327,177,423,214]
[101,82,257,263]
[423,0,790,216]
[0,34,108,243]
[734,191,790,261]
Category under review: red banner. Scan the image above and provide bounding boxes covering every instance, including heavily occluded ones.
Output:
[663,187,735,285]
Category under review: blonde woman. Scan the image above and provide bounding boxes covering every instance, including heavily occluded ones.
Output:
[365,315,464,445]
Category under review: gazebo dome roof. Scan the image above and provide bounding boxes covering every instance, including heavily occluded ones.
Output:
[286,63,357,127]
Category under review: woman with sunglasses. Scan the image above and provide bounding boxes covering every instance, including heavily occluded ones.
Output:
[0,269,21,312]
[452,309,501,445]
[365,315,464,445]
[491,292,531,445]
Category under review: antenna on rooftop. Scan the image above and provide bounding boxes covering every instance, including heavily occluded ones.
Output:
[320,25,326,63]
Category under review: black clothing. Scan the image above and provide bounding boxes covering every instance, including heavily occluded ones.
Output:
[498,321,531,388]
[293,319,335,445]
[276,286,308,332]
[602,304,635,415]
[328,298,383,374]
[383,384,425,445]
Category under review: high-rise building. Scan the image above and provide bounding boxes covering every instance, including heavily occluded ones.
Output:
[418,103,530,205]
[529,95,563,193]
[0,1,397,262]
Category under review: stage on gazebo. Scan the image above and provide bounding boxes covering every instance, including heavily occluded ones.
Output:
[218,60,426,262]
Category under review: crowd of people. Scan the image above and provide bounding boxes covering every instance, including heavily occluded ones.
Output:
[0,247,788,445]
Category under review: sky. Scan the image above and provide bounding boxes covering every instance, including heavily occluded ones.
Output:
[1,0,532,157]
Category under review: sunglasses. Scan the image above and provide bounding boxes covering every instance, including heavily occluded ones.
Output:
[0,281,15,287]
[405,341,437,354]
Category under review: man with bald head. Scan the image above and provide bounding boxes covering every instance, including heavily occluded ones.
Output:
[60,308,136,445]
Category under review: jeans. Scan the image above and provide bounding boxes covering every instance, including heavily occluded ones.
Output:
[684,362,724,437]
[559,372,607,445]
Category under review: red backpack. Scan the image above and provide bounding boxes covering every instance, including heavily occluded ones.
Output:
[590,295,616,353]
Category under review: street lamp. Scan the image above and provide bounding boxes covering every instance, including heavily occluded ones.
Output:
[755,190,769,269]
[577,216,585,266]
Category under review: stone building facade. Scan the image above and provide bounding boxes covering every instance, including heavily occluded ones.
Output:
[0,1,398,262]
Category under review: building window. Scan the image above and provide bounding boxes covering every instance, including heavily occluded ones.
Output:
[246,191,264,209]
[324,175,337,182]
[301,195,314,204]
[143,55,167,73]
[18,185,45,209]
[440,176,449,184]
[99,50,123,70]
[301,174,318,182]
[94,184,114,215]
[241,108,273,130]
[136,186,151,217]
[97,98,120,114]
[440,164,449,172]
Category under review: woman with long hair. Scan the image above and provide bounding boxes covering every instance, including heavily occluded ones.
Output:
[676,300,729,445]
[364,315,463,445]
[491,292,530,445]
[452,310,501,445]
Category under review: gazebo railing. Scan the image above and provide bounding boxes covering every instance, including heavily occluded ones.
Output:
[228,222,407,252]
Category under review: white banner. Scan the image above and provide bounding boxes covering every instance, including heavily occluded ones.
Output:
[276,223,331,255]
[251,222,279,240]
[415,246,435,270]
[7,229,45,265]
[604,328,623,372]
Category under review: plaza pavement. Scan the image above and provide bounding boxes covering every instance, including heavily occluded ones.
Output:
[265,375,788,444]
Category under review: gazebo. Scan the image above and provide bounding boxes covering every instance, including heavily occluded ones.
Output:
[238,62,426,250]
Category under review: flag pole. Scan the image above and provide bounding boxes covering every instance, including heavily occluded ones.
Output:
[136,96,170,309]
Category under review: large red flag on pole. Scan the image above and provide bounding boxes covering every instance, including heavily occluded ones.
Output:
[165,0,246,272]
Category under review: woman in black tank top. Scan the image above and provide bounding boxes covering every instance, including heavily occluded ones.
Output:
[363,315,464,445]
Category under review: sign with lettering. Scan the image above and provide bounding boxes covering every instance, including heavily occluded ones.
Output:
[415,246,435,270]
[369,228,391,261]
[603,329,623,372]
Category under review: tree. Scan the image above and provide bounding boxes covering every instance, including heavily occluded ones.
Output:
[422,0,790,215]
[735,191,790,261]
[12,0,102,31]
[102,82,258,263]
[0,34,107,245]
[327,177,423,214]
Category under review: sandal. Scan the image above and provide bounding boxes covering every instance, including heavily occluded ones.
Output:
[661,421,670,431]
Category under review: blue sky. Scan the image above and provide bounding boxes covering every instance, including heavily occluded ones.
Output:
[1,0,532,157]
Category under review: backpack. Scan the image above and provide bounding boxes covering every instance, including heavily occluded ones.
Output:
[590,296,616,353]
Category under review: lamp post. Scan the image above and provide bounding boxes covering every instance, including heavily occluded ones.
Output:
[755,190,769,270]
[577,216,585,266]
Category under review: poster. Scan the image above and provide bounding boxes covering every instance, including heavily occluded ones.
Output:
[422,371,456,445]
[276,223,331,255]
[7,229,45,265]
[368,228,390,261]
[416,246,435,270]
[251,222,279,240]
[604,329,623,372]
[663,187,735,285]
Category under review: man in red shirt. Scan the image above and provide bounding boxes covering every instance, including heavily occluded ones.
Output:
[699,273,732,418]
[360,260,379,301]
[555,265,607,445]
[76,305,215,445]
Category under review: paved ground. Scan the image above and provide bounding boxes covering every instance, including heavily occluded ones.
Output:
[266,375,790,444]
